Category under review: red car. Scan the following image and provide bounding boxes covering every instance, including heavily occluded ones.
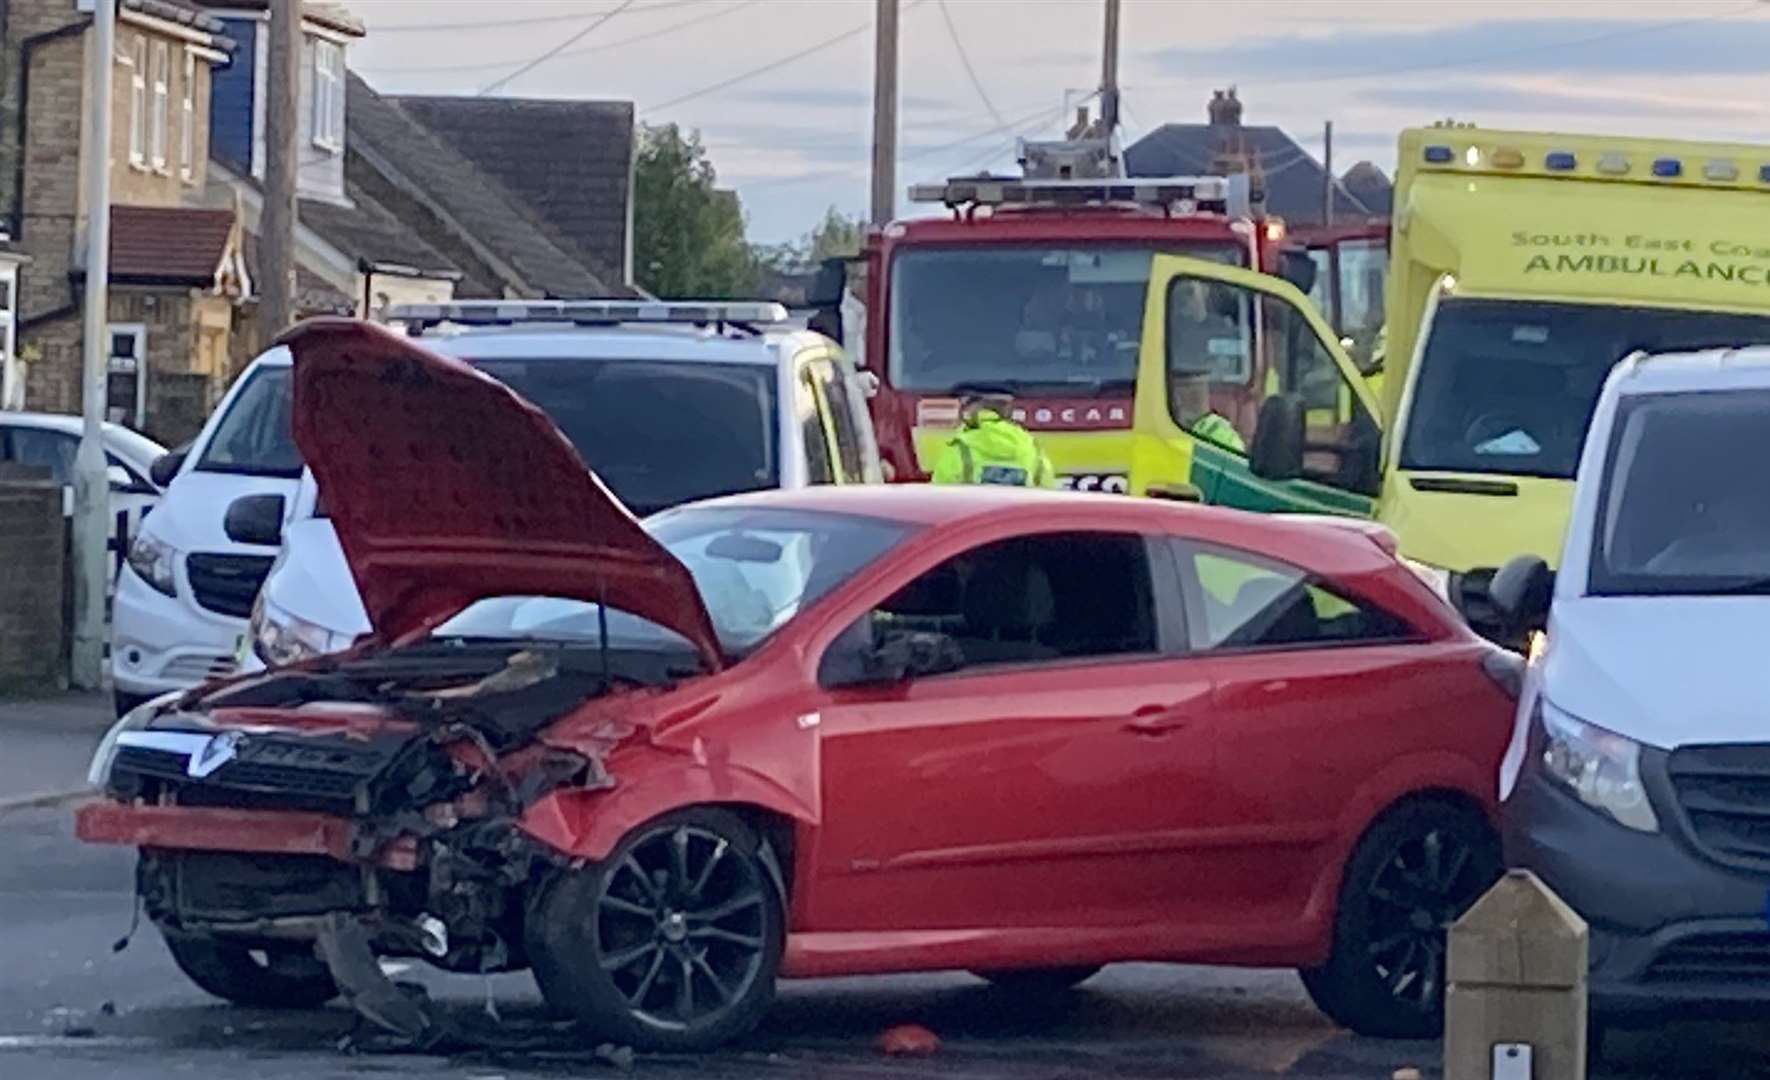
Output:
[77,320,1518,1051]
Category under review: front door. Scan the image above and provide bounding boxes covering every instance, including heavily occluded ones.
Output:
[805,528,1227,935]
[1130,256,1381,517]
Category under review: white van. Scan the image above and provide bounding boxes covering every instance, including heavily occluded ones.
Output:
[1493,345,1770,1016]
[237,300,882,671]
[109,348,300,715]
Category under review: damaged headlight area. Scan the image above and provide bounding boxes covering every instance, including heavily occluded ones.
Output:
[251,591,351,668]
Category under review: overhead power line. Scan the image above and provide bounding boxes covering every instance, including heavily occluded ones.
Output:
[935,0,1005,131]
[364,0,761,75]
[478,0,638,94]
[642,0,931,116]
[370,0,709,34]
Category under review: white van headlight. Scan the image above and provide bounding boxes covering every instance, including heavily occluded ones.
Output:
[126,533,179,597]
[1537,702,1659,833]
[251,592,343,668]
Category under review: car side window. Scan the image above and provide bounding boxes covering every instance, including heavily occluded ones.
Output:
[5,428,77,484]
[795,362,835,485]
[1178,541,1412,651]
[815,360,865,483]
[867,531,1158,670]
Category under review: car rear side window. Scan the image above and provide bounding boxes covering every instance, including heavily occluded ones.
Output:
[868,531,1158,669]
[1177,542,1412,651]
[815,359,865,483]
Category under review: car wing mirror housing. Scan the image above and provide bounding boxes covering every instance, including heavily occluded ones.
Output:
[820,621,964,689]
[148,446,189,488]
[1249,393,1306,482]
[1489,554,1554,636]
[224,493,287,547]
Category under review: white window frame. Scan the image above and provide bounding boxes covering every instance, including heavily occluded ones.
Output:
[311,39,342,152]
[180,50,196,182]
[149,40,169,172]
[127,37,147,168]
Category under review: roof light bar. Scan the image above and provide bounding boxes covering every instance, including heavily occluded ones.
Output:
[1544,151,1577,171]
[384,300,790,329]
[1422,145,1454,164]
[1595,152,1630,176]
[1651,157,1683,178]
[1704,159,1739,182]
[907,175,1245,216]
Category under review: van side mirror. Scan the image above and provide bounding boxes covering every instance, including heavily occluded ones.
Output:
[1490,555,1554,635]
[819,620,963,689]
[149,446,188,488]
[1278,250,1318,295]
[224,493,286,547]
[1249,393,1305,482]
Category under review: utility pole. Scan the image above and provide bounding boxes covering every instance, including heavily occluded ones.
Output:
[259,0,300,339]
[1099,0,1120,134]
[1322,119,1335,226]
[869,0,898,226]
[71,0,117,689]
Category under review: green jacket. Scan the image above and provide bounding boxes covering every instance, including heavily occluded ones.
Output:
[930,410,1057,488]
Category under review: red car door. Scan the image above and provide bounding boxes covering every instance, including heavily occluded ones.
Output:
[802,528,1234,941]
[1169,539,1486,935]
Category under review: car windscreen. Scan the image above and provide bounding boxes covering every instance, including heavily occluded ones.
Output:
[435,507,915,657]
[887,243,1243,395]
[1591,388,1770,596]
[1400,300,1770,479]
[471,357,778,516]
[195,364,302,478]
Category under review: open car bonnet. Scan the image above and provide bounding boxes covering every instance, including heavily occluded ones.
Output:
[282,319,723,668]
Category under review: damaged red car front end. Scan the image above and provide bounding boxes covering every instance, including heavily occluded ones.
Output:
[76,320,816,1048]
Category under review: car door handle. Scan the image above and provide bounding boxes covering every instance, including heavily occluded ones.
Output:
[1123,704,1195,736]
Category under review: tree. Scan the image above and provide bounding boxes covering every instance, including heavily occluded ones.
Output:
[632,124,758,298]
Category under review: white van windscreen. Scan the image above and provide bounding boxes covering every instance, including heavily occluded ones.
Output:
[1591,389,1770,596]
[1400,300,1770,480]
[195,365,302,478]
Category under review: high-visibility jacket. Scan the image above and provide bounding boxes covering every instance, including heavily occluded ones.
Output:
[929,410,1057,488]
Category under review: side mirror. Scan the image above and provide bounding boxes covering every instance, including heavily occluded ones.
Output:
[1249,393,1305,482]
[224,493,286,547]
[819,621,964,689]
[1278,250,1318,295]
[1489,555,1554,635]
[148,447,188,488]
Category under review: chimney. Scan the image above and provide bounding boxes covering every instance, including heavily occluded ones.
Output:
[1208,87,1243,127]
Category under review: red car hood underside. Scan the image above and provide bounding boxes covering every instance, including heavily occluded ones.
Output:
[282,319,723,668]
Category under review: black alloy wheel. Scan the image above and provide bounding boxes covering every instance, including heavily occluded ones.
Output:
[1300,801,1500,1039]
[528,807,783,1052]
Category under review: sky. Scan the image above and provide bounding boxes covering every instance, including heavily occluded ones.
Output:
[346,0,1770,243]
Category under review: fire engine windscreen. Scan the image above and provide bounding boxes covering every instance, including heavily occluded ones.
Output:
[888,245,1243,394]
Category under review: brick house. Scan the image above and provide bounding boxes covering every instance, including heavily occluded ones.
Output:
[3,0,244,443]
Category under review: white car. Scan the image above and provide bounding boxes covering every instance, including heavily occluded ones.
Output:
[1493,345,1770,1018]
[109,347,302,715]
[0,411,166,576]
[238,299,882,672]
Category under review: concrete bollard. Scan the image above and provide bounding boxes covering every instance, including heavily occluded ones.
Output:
[1445,869,1587,1080]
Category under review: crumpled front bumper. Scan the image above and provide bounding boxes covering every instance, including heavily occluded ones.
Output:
[73,801,419,870]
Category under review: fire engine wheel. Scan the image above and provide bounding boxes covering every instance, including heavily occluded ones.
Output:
[1300,800,1500,1039]
[163,933,339,1009]
[972,966,1103,993]
[528,807,784,1052]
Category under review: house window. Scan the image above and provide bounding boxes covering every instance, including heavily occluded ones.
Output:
[127,37,146,168]
[149,40,169,171]
[180,50,195,182]
[312,39,343,151]
[106,325,148,429]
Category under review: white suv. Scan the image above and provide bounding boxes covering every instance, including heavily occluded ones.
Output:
[109,347,301,715]
[239,300,882,671]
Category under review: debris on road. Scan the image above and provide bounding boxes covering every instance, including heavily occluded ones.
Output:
[877,1023,940,1056]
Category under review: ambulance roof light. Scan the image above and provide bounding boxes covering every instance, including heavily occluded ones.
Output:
[1491,146,1524,169]
[1704,159,1738,182]
[1652,157,1683,178]
[1760,164,1770,184]
[385,300,791,333]
[1423,145,1454,164]
[1544,151,1577,171]
[1595,153,1630,176]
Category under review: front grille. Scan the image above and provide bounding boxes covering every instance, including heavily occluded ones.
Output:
[1644,931,1770,984]
[185,552,274,618]
[1666,744,1770,868]
[111,730,420,814]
